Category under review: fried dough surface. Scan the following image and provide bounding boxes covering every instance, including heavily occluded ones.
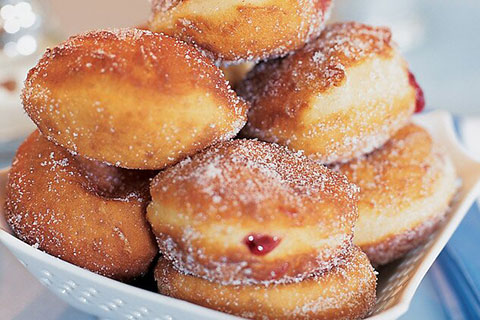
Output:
[23,28,248,169]
[239,22,418,164]
[6,131,158,280]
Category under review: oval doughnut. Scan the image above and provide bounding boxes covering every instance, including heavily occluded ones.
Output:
[23,28,248,169]
[149,0,333,62]
[5,131,158,280]
[239,22,422,164]
[335,124,458,265]
[147,139,359,285]
[154,246,376,320]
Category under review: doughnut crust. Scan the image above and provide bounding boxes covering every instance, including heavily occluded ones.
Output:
[147,139,358,285]
[155,246,376,320]
[335,124,458,265]
[5,131,158,281]
[239,22,417,164]
[23,28,248,169]
[149,0,332,62]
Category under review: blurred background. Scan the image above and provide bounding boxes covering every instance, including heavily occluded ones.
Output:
[1,1,479,319]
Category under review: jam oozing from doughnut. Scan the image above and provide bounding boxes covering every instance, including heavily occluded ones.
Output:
[244,234,281,256]
[408,71,425,113]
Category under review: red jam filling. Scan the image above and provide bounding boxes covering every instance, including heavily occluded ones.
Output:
[244,234,281,256]
[408,71,425,113]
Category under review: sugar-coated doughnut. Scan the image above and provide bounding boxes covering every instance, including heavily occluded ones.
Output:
[147,139,358,285]
[5,131,158,280]
[334,124,457,265]
[149,0,333,62]
[23,28,248,170]
[155,246,376,320]
[239,22,422,164]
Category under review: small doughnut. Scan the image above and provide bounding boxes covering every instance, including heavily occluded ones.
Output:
[154,246,376,320]
[23,28,248,170]
[239,22,423,164]
[5,131,158,281]
[149,0,333,62]
[147,139,359,285]
[334,124,458,265]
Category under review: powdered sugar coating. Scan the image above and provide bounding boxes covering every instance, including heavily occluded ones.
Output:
[152,139,358,216]
[333,124,459,265]
[155,246,376,320]
[23,28,248,169]
[149,0,333,63]
[239,22,416,164]
[239,21,393,104]
[362,214,445,266]
[5,131,158,280]
[147,139,359,285]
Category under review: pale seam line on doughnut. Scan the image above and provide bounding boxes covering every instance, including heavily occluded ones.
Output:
[156,233,353,286]
[306,54,411,115]
[148,200,354,285]
[354,150,458,247]
[300,54,413,163]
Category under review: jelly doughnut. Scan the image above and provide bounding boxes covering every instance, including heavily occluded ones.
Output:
[155,246,376,320]
[147,139,358,285]
[149,0,333,62]
[335,124,458,265]
[5,131,158,280]
[23,28,248,169]
[239,22,422,164]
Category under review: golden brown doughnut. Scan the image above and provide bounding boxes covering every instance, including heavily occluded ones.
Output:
[5,131,158,281]
[155,246,376,320]
[23,28,248,170]
[147,139,359,285]
[334,124,458,265]
[239,22,421,164]
[149,0,333,62]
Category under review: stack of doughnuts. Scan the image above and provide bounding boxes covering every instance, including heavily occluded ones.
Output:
[148,139,376,319]
[236,20,457,267]
[4,1,458,319]
[6,28,248,281]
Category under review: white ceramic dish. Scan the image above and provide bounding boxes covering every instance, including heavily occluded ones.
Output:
[1,110,480,320]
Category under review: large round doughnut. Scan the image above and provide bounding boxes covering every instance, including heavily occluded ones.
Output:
[23,28,248,169]
[239,22,422,164]
[149,0,333,63]
[334,124,458,265]
[147,139,359,285]
[154,246,376,320]
[5,131,158,281]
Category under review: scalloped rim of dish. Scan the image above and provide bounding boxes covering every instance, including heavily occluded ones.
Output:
[1,110,480,320]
